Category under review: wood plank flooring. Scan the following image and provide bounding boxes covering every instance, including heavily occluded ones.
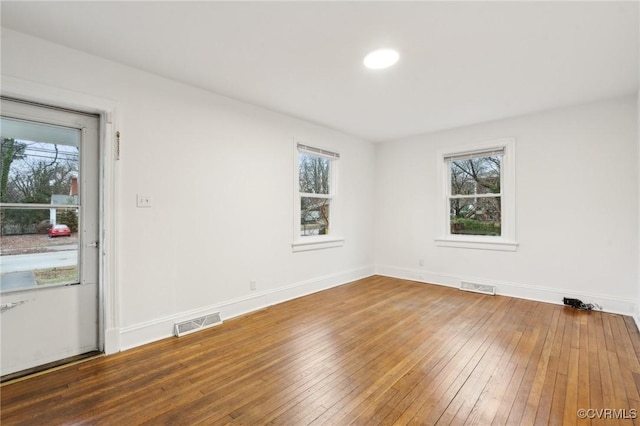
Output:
[2,275,640,425]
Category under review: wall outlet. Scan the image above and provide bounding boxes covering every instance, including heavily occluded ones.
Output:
[136,194,152,208]
[419,258,424,267]
[250,280,256,291]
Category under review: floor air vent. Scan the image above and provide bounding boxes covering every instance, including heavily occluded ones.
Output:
[174,313,222,337]
[460,282,496,296]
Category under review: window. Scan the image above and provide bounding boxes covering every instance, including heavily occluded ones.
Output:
[292,142,343,251]
[448,149,502,236]
[436,138,517,251]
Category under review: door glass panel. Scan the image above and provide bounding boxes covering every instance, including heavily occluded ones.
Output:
[1,118,81,293]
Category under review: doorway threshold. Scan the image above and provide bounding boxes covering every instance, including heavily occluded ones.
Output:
[1,351,103,385]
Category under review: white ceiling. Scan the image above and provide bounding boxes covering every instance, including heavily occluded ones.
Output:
[1,1,638,142]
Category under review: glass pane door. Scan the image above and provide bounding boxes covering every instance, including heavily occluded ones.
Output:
[1,117,81,291]
[1,97,100,379]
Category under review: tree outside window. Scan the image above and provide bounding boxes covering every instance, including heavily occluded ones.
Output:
[448,153,502,237]
[1,136,79,235]
[299,152,332,236]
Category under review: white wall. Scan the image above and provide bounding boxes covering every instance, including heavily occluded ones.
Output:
[1,29,376,350]
[375,96,639,314]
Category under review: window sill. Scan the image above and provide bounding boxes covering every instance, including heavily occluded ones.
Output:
[435,237,518,252]
[292,237,344,252]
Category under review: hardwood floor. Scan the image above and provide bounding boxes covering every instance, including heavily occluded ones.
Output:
[2,275,640,425]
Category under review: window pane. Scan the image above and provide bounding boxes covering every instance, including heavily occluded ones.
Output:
[1,207,79,292]
[300,197,329,236]
[299,153,330,194]
[450,197,501,236]
[450,155,501,196]
[1,120,80,205]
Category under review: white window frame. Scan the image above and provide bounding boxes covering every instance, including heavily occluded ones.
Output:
[292,141,343,252]
[435,137,518,251]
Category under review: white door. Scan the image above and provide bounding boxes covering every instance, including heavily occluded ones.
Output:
[0,97,100,379]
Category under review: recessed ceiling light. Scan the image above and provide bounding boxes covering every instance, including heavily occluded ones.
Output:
[363,49,399,70]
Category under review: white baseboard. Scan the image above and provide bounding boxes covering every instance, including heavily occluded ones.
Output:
[375,264,639,317]
[118,266,374,351]
[111,264,639,351]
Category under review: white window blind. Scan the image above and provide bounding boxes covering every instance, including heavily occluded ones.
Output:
[444,147,504,163]
[297,143,340,159]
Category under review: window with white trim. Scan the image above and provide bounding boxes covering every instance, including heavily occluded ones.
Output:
[293,142,343,252]
[436,138,517,251]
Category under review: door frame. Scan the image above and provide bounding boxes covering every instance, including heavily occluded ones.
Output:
[1,76,121,355]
